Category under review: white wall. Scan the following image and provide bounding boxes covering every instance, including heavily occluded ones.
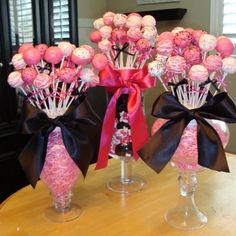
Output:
[77,0,107,45]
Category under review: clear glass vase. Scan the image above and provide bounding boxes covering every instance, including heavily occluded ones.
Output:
[108,94,146,194]
[152,118,230,230]
[40,127,81,223]
[107,155,146,194]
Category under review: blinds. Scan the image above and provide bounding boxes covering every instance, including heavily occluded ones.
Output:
[223,0,236,43]
[9,0,34,46]
[52,0,70,44]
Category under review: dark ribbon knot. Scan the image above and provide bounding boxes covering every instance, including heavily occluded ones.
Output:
[138,91,236,173]
[95,64,156,169]
[19,98,98,187]
[112,42,135,61]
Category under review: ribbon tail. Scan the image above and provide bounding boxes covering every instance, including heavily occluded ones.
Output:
[197,120,230,172]
[62,127,94,177]
[129,105,148,161]
[138,118,189,173]
[95,90,122,169]
[18,133,48,188]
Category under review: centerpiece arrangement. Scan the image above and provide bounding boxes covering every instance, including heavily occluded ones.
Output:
[8,42,107,222]
[90,11,156,193]
[138,27,236,229]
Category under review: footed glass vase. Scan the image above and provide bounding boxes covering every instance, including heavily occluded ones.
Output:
[40,127,81,223]
[108,93,146,194]
[107,155,146,194]
[165,170,207,230]
[152,118,230,230]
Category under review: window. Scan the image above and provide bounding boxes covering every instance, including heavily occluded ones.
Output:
[211,0,236,45]
[52,0,70,44]
[8,0,78,49]
[9,0,34,46]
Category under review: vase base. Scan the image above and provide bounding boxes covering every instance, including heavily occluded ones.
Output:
[45,203,82,223]
[107,176,146,194]
[165,206,207,230]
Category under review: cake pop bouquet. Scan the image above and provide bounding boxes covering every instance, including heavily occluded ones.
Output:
[89,12,157,170]
[8,42,106,218]
[138,27,236,173]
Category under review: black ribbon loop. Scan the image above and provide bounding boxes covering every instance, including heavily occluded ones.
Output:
[112,42,135,61]
[138,92,236,173]
[19,97,99,187]
[199,77,220,92]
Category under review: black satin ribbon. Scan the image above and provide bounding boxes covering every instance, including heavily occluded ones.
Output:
[19,96,98,187]
[199,77,220,92]
[112,42,135,61]
[138,92,236,173]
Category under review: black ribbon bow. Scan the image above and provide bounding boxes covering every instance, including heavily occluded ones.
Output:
[19,97,98,187]
[112,42,135,61]
[138,92,236,173]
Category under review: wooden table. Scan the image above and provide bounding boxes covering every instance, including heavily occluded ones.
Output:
[1,154,236,236]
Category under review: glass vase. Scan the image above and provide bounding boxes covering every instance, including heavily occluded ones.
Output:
[107,155,146,194]
[108,94,146,194]
[40,127,81,223]
[152,118,230,230]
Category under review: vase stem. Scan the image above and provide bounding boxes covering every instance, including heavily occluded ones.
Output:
[120,157,132,184]
[165,171,207,230]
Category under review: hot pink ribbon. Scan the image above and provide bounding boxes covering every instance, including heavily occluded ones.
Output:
[95,64,155,169]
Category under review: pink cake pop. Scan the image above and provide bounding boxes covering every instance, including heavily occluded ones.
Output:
[156,39,174,56]
[21,67,37,84]
[166,55,186,74]
[11,53,26,70]
[142,15,156,27]
[58,41,73,57]
[71,47,91,65]
[192,30,206,44]
[127,27,142,42]
[58,67,76,83]
[148,60,165,77]
[23,47,41,66]
[87,74,100,87]
[18,44,34,54]
[7,71,24,88]
[113,13,127,28]
[185,28,194,34]
[99,25,112,39]
[81,45,95,58]
[126,14,142,28]
[111,28,127,43]
[93,18,105,30]
[136,38,150,52]
[174,30,193,48]
[98,39,112,53]
[157,32,174,42]
[171,27,184,35]
[35,44,48,58]
[204,55,222,72]
[189,64,208,83]
[90,31,102,43]
[183,46,202,65]
[222,57,236,74]
[79,68,95,83]
[44,46,63,64]
[33,73,51,89]
[92,53,108,71]
[216,37,234,57]
[142,26,157,41]
[103,11,115,26]
[199,34,217,52]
